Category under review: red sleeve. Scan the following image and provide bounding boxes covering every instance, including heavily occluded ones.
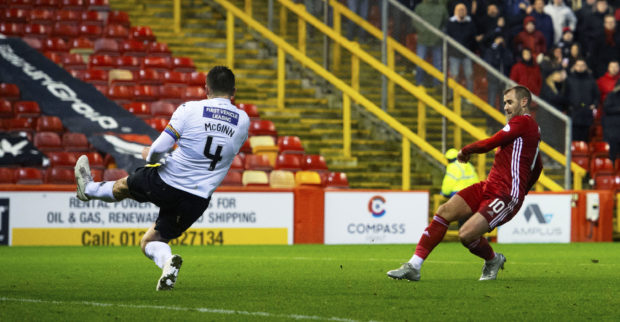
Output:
[461,117,525,155]
[526,153,543,191]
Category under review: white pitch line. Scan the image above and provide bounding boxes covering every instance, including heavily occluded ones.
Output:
[0,297,371,322]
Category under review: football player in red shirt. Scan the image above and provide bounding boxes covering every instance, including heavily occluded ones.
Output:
[388,85,543,281]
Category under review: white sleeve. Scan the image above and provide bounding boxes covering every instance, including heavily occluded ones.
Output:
[146,132,177,164]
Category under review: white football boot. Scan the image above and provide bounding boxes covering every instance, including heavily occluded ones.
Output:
[156,255,183,291]
[479,253,506,281]
[387,263,420,281]
[74,155,92,202]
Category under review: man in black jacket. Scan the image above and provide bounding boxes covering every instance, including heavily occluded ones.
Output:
[447,3,479,92]
[603,82,620,163]
[565,58,600,141]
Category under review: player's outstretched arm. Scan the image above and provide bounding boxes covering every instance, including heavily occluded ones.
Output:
[145,132,177,164]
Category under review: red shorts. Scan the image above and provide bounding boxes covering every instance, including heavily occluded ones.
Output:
[456,181,525,230]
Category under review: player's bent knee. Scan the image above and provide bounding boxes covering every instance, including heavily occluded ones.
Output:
[112,177,130,200]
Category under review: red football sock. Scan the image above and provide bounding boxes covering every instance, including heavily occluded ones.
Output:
[414,215,449,260]
[465,237,495,261]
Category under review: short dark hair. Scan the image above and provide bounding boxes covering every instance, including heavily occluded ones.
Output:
[504,85,532,107]
[206,66,235,96]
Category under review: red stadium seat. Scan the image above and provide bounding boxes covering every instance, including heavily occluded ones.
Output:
[171,57,195,72]
[22,36,43,50]
[107,85,133,105]
[36,115,64,132]
[0,83,20,101]
[89,54,115,70]
[230,154,244,172]
[83,68,108,85]
[188,71,206,87]
[130,85,157,101]
[0,22,24,36]
[29,9,54,25]
[249,120,277,138]
[150,100,175,118]
[13,101,41,118]
[54,10,81,25]
[52,23,78,39]
[16,167,44,185]
[0,99,13,118]
[60,0,84,10]
[277,136,304,154]
[182,86,206,101]
[302,154,328,172]
[115,55,141,70]
[2,8,29,23]
[84,151,104,169]
[145,117,168,132]
[137,68,162,85]
[46,167,75,184]
[103,24,129,40]
[221,171,243,186]
[590,157,614,177]
[244,154,273,171]
[79,24,102,40]
[158,85,183,104]
[46,151,78,168]
[123,101,151,118]
[35,0,61,10]
[323,172,349,188]
[162,71,188,87]
[572,156,590,169]
[93,38,119,56]
[146,42,171,57]
[0,168,16,184]
[42,37,69,54]
[237,103,260,119]
[143,56,171,72]
[34,131,63,152]
[275,154,302,171]
[90,168,103,181]
[70,37,94,50]
[130,26,155,42]
[61,53,87,70]
[24,23,52,39]
[62,132,89,151]
[81,10,104,27]
[120,40,146,57]
[589,141,610,159]
[7,118,35,133]
[44,51,63,64]
[107,10,130,27]
[240,139,252,154]
[103,168,128,181]
[9,0,34,8]
[593,173,617,190]
[86,0,109,11]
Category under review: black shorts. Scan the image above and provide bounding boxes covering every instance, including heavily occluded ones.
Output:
[127,166,211,239]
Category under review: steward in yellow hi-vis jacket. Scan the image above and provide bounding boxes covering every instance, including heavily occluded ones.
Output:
[440,148,479,197]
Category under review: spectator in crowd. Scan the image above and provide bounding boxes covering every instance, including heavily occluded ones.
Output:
[447,0,476,18]
[477,2,501,37]
[414,0,449,87]
[510,48,542,95]
[557,27,575,59]
[544,0,577,45]
[505,0,531,39]
[447,3,479,92]
[565,58,600,141]
[539,67,568,148]
[581,0,610,60]
[540,46,568,77]
[567,42,583,68]
[393,0,418,43]
[590,15,620,78]
[530,0,555,47]
[576,0,597,41]
[602,82,620,164]
[346,0,370,42]
[513,16,547,63]
[482,31,513,109]
[597,60,620,103]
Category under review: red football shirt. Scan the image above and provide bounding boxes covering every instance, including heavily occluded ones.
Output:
[461,114,543,200]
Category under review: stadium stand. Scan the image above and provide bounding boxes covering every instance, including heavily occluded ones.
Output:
[221,171,243,186]
[0,168,17,184]
[275,154,303,172]
[323,172,349,188]
[16,167,44,185]
[295,170,322,186]
[103,168,128,181]
[269,170,295,188]
[242,170,269,186]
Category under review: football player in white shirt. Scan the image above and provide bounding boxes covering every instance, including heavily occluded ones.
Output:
[74,66,250,291]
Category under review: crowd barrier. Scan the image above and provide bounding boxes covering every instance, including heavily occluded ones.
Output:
[0,185,614,246]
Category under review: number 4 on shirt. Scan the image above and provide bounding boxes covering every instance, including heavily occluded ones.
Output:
[203,136,223,171]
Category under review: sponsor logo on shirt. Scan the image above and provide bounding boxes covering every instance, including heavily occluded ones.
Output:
[203,106,239,125]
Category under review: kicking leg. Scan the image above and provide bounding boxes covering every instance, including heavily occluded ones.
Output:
[387,194,473,281]
[75,155,131,202]
[459,213,505,280]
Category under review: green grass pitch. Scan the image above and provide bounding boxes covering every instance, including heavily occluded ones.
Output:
[1,243,619,321]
